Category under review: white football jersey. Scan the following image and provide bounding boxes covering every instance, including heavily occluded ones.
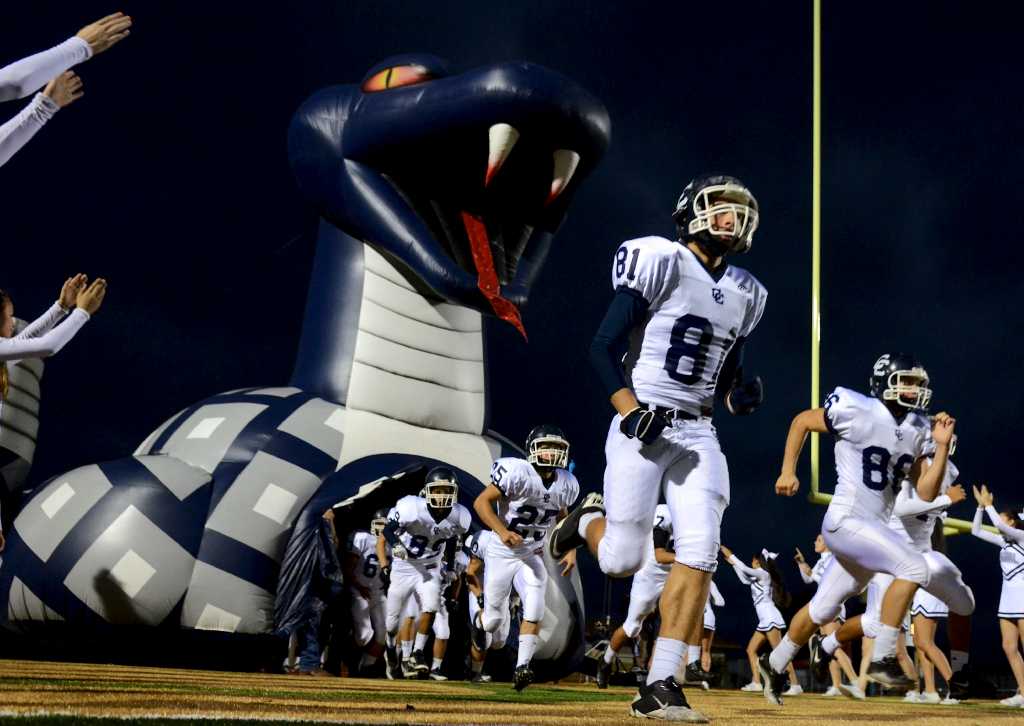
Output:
[489,457,580,555]
[824,386,934,523]
[892,459,959,552]
[466,529,496,562]
[347,530,385,592]
[387,495,471,566]
[612,236,767,415]
[648,503,675,573]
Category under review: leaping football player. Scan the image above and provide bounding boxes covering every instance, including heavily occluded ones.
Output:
[473,425,580,691]
[550,175,767,722]
[760,354,974,705]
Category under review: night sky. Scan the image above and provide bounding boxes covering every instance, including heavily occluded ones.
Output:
[2,1,1022,665]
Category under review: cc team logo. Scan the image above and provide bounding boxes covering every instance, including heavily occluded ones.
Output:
[711,288,724,304]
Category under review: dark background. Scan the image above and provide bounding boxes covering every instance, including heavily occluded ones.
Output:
[2,1,1021,667]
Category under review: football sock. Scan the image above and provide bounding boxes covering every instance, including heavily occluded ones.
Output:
[517,634,538,667]
[414,632,429,652]
[647,638,685,685]
[872,625,899,661]
[770,635,800,674]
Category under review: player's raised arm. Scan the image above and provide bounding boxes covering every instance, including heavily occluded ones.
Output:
[909,412,956,502]
[775,408,830,496]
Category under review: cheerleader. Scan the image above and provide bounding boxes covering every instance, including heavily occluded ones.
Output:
[795,535,859,696]
[722,545,801,695]
[971,485,1024,708]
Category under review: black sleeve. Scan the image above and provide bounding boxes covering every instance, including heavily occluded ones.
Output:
[715,336,746,400]
[652,527,671,550]
[588,286,651,397]
[443,537,457,568]
[383,521,402,547]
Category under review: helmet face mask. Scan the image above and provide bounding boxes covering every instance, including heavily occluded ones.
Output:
[673,176,759,256]
[525,424,570,469]
[870,353,932,412]
[423,466,458,513]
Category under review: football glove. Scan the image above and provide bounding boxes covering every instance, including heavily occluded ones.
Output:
[476,593,485,610]
[380,566,391,589]
[726,376,764,416]
[391,543,408,561]
[620,406,669,445]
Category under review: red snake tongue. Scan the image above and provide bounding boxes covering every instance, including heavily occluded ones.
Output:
[461,211,527,340]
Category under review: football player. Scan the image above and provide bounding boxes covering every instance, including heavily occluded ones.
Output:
[550,175,766,722]
[465,528,520,683]
[380,466,471,679]
[473,424,580,691]
[760,354,973,705]
[429,533,470,680]
[343,509,389,675]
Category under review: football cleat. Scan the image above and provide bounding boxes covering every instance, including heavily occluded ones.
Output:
[429,668,447,681]
[548,492,604,560]
[412,649,431,675]
[903,690,921,703]
[597,658,612,689]
[822,686,840,697]
[783,683,803,696]
[513,665,534,692]
[683,662,714,685]
[917,691,940,704]
[866,656,915,689]
[808,633,832,682]
[739,681,762,692]
[629,677,708,722]
[401,657,418,679]
[384,645,402,681]
[757,653,785,706]
[998,693,1024,707]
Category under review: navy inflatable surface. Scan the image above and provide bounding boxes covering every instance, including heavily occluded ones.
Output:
[0,55,609,678]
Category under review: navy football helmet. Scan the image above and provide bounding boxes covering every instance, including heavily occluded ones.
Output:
[672,174,759,257]
[369,509,388,537]
[423,466,458,512]
[526,424,570,469]
[869,353,932,411]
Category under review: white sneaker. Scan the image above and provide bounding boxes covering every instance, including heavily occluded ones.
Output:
[741,681,763,692]
[903,690,921,702]
[940,696,960,705]
[837,683,866,700]
[822,686,840,697]
[783,684,804,696]
[999,693,1024,707]
[918,692,940,704]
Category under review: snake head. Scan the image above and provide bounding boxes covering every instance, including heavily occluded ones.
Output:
[288,54,610,337]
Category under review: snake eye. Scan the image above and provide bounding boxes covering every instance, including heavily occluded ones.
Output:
[362,65,434,92]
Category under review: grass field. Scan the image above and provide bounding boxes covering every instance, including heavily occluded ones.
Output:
[0,659,1021,725]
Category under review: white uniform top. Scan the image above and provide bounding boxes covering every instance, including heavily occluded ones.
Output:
[347,530,385,593]
[973,506,1024,582]
[798,551,833,584]
[612,236,767,415]
[465,529,493,561]
[823,386,933,524]
[728,555,773,606]
[1,37,92,167]
[489,457,579,556]
[891,459,959,552]
[387,495,471,566]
